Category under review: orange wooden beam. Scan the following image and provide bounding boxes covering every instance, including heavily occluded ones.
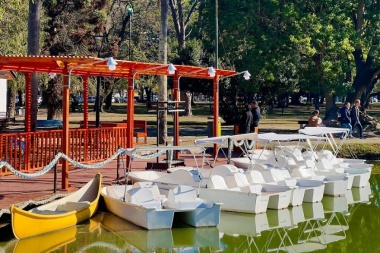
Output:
[62,70,70,190]
[213,75,220,157]
[126,74,134,149]
[173,73,180,159]
[82,75,89,129]
[24,73,32,132]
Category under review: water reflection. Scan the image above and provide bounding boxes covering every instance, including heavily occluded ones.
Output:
[218,185,372,253]
[0,179,377,253]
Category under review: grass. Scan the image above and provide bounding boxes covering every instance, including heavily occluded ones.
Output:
[25,101,380,160]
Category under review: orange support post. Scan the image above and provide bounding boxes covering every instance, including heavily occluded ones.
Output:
[24,73,32,171]
[24,73,32,132]
[173,73,180,159]
[82,75,89,162]
[126,75,134,148]
[82,75,89,129]
[213,75,220,157]
[62,73,70,190]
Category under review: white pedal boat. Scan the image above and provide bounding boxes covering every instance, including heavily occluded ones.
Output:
[101,182,221,229]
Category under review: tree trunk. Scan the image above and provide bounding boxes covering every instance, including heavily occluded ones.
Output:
[46,79,61,119]
[347,3,380,105]
[360,78,378,108]
[323,93,337,120]
[28,0,42,129]
[346,49,375,103]
[158,0,168,145]
[17,90,23,106]
[7,85,17,120]
[180,91,192,116]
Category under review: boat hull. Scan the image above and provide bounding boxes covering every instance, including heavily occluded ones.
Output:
[173,204,221,227]
[101,186,174,229]
[11,173,102,239]
[198,188,269,214]
[303,184,325,202]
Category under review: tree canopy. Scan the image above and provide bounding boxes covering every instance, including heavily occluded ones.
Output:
[2,0,380,122]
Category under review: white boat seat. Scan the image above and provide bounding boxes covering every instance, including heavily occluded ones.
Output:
[106,187,122,200]
[282,148,304,163]
[247,149,273,159]
[212,164,243,177]
[125,188,162,210]
[315,158,334,170]
[133,182,166,201]
[56,201,91,212]
[246,170,267,184]
[264,155,289,168]
[208,175,241,191]
[302,150,319,161]
[224,173,262,194]
[163,185,204,210]
[315,158,345,173]
[246,170,290,192]
[160,169,197,186]
[268,169,298,187]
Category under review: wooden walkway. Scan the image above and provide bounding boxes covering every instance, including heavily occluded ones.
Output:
[0,151,225,213]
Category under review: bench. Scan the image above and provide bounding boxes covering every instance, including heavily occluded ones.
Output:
[123,119,148,144]
[297,120,309,129]
[80,120,96,128]
[0,118,9,132]
[36,119,63,130]
[71,102,83,112]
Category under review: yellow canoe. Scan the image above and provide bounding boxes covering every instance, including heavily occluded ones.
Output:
[11,173,102,239]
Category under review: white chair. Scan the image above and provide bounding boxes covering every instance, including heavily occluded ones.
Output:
[133,182,166,201]
[125,187,162,210]
[163,185,204,210]
[224,173,262,194]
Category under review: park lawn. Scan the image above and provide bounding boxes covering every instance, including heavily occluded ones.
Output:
[33,101,380,160]
[60,101,380,129]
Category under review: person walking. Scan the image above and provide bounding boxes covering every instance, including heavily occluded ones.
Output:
[239,104,253,134]
[351,99,364,139]
[337,101,353,138]
[250,100,261,133]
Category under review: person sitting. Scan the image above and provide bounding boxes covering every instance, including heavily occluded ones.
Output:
[308,110,322,127]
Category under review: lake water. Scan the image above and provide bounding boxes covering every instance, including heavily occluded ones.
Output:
[0,175,379,253]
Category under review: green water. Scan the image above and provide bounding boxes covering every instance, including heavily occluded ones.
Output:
[1,176,379,253]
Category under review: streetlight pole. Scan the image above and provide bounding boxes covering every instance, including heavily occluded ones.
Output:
[93,35,107,128]
[215,0,218,69]
[127,7,133,61]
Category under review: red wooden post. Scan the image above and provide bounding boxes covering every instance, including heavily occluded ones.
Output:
[213,75,220,157]
[82,75,89,129]
[173,72,180,159]
[82,75,89,162]
[126,74,134,148]
[62,72,70,190]
[24,73,32,171]
[25,73,32,132]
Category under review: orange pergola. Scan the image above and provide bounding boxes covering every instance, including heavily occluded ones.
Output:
[0,55,238,188]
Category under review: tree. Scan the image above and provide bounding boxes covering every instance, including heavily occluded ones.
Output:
[0,0,29,119]
[347,0,380,107]
[27,0,42,129]
[40,0,109,118]
[168,0,201,49]
[172,39,208,116]
[158,0,169,144]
